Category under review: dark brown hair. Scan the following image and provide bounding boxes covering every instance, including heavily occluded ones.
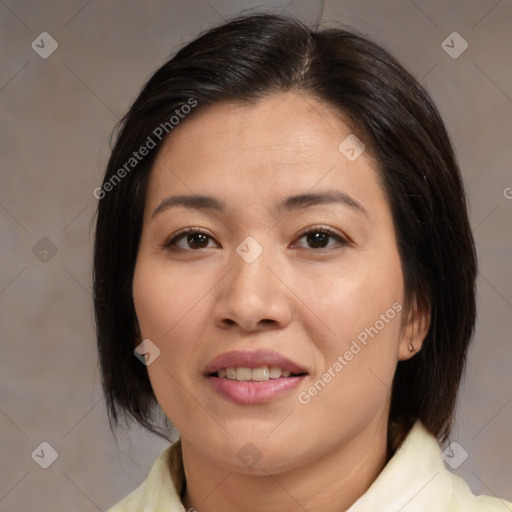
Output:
[94,13,477,450]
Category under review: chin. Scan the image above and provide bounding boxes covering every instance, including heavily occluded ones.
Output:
[224,449,306,476]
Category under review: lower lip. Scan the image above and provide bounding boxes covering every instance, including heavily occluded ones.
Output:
[208,375,305,404]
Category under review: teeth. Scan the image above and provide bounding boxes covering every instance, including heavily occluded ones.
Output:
[217,366,296,381]
[269,366,282,379]
[252,367,270,381]
[236,367,252,381]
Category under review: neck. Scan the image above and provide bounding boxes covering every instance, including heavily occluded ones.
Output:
[181,414,389,512]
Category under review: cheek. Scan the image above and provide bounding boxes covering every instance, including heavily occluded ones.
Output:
[297,254,404,349]
[132,261,211,391]
[133,259,210,340]
[132,261,214,430]
[296,257,403,412]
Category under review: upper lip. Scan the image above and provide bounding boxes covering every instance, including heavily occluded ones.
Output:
[204,349,308,375]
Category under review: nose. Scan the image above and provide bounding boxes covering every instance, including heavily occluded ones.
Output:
[212,248,292,332]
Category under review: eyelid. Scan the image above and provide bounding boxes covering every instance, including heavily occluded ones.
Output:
[161,224,350,252]
[291,224,350,248]
[161,226,219,250]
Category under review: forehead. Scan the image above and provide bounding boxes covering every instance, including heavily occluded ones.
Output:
[145,92,383,217]
[155,93,355,166]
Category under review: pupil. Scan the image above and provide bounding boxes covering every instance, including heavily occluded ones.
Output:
[188,233,208,248]
[307,232,328,248]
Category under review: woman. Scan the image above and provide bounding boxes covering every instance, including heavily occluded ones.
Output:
[94,13,511,511]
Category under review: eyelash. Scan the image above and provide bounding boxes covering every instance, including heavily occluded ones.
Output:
[161,226,349,252]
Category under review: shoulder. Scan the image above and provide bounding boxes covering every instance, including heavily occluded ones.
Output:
[107,440,186,512]
[348,422,512,511]
[448,470,511,511]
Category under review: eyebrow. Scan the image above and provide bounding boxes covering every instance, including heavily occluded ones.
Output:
[151,190,368,219]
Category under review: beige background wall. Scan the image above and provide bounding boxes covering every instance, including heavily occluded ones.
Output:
[0,0,510,509]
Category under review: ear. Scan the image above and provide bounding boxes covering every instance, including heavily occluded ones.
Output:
[398,298,430,361]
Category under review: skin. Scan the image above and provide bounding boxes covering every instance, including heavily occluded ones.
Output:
[132,92,429,512]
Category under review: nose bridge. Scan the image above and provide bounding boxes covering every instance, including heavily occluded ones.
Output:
[229,237,274,300]
[213,237,291,330]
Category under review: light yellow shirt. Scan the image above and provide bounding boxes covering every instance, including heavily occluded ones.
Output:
[108,422,511,511]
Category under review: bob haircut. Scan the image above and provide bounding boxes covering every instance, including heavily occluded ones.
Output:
[94,13,477,452]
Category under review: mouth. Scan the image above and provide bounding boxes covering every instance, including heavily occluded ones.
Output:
[205,350,309,404]
[211,366,307,381]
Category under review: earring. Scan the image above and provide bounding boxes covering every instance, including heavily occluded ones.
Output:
[408,342,414,352]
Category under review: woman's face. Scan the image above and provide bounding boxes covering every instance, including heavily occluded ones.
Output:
[133,92,422,473]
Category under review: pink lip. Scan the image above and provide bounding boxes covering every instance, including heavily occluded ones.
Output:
[204,349,309,405]
[208,375,305,404]
[204,349,308,375]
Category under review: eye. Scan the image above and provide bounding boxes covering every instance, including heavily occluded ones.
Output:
[162,228,219,251]
[162,226,348,252]
[293,226,348,250]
